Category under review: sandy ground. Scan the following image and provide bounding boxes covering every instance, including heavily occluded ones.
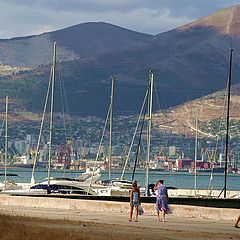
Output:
[0,205,239,240]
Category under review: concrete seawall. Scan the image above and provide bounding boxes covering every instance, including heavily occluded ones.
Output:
[0,194,239,222]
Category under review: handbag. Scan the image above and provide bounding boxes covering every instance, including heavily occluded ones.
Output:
[138,205,144,215]
[167,205,173,214]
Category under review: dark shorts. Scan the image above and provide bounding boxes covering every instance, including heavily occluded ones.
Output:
[131,200,140,207]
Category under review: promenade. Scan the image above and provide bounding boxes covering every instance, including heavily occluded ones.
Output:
[0,200,239,239]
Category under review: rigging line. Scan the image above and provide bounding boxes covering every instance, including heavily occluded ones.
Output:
[109,76,114,181]
[131,100,147,181]
[57,63,68,178]
[213,84,229,161]
[0,119,5,149]
[120,84,150,180]
[0,119,4,136]
[88,103,111,193]
[4,96,8,189]
[153,78,161,113]
[114,80,124,116]
[59,62,73,139]
[58,63,68,142]
[208,65,232,192]
[58,62,75,177]
[31,65,53,184]
[9,146,16,156]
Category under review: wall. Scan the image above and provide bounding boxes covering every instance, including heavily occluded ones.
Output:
[0,194,239,221]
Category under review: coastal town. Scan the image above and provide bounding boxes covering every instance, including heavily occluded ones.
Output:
[0,113,239,174]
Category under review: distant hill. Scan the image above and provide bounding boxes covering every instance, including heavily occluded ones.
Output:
[0,22,151,67]
[93,4,240,105]
[1,5,240,116]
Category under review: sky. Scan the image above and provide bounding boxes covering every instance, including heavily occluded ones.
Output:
[0,0,240,39]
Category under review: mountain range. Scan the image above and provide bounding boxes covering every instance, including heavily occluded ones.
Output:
[1,4,240,116]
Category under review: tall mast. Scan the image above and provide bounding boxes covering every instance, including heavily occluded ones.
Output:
[223,49,233,198]
[47,42,57,186]
[109,76,114,180]
[4,96,8,189]
[131,105,147,181]
[120,87,149,180]
[145,70,154,196]
[30,66,52,185]
[194,109,198,195]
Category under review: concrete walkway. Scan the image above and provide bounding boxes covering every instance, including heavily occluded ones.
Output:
[0,204,239,240]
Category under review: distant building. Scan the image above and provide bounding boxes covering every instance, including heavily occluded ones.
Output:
[169,146,176,156]
[26,134,33,144]
[14,140,26,155]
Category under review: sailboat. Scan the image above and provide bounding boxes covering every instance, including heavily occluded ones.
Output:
[102,76,133,191]
[0,96,22,191]
[29,42,99,195]
[218,48,234,198]
[95,70,155,196]
[84,76,133,196]
[118,70,154,196]
[0,97,41,194]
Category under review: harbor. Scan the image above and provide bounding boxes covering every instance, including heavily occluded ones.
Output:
[1,168,240,190]
[0,168,239,197]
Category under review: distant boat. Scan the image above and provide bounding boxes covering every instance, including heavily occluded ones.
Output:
[189,167,225,174]
[0,163,33,169]
[149,168,165,172]
[31,169,100,195]
[0,173,18,177]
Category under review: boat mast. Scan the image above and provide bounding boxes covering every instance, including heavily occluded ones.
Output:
[47,42,57,186]
[131,104,147,181]
[223,49,233,198]
[145,70,154,196]
[194,109,198,196]
[120,87,149,180]
[4,96,8,189]
[30,66,52,185]
[109,76,114,181]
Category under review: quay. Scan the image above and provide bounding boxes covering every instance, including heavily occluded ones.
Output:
[0,194,239,240]
[0,194,239,221]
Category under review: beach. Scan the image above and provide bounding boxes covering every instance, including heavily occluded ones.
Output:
[0,204,239,240]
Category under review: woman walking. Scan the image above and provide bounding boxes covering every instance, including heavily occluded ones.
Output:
[154,179,169,222]
[129,181,140,222]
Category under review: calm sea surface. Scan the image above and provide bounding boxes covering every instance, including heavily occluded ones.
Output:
[0,168,239,191]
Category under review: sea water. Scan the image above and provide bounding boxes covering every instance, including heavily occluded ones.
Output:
[0,168,239,190]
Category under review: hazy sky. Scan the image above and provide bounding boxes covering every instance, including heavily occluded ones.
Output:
[0,0,239,39]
